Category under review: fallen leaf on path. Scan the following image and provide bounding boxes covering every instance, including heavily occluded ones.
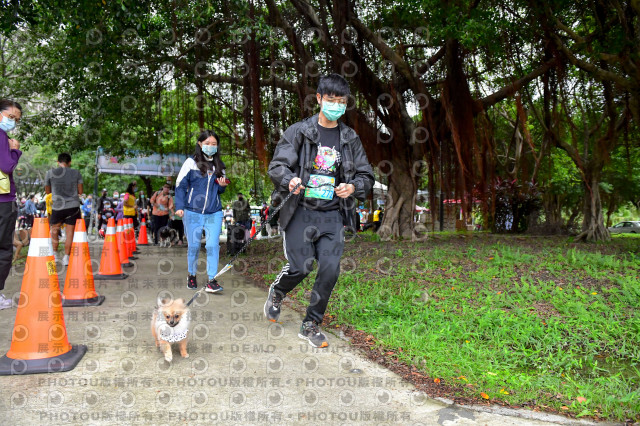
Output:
[434,378,440,383]
[577,396,586,403]
[480,392,489,399]
[561,406,569,410]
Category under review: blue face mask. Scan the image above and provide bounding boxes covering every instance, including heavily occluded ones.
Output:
[321,101,346,121]
[202,145,217,156]
[0,115,16,133]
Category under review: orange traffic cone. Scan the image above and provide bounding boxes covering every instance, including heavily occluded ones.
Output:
[137,218,149,245]
[250,221,257,238]
[62,219,105,307]
[126,218,139,255]
[95,218,128,280]
[116,219,133,267]
[0,218,87,375]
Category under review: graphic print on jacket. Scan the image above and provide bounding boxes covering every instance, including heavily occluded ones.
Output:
[175,157,226,214]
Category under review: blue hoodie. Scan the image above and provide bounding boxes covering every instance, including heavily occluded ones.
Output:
[175,157,226,214]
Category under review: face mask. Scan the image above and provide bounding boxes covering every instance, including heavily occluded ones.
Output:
[321,101,346,121]
[202,145,217,156]
[0,115,16,132]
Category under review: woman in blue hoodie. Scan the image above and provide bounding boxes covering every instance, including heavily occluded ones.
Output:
[175,130,229,293]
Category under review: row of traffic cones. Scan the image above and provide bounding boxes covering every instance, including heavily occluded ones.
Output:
[96,217,147,279]
[0,217,150,375]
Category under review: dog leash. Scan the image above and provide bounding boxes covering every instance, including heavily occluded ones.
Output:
[185,182,336,307]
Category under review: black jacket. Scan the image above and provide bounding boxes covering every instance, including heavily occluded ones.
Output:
[268,114,375,231]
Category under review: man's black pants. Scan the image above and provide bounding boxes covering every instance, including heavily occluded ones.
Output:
[271,206,344,325]
[0,202,17,291]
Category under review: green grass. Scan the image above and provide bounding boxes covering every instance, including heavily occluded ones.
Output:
[255,232,640,421]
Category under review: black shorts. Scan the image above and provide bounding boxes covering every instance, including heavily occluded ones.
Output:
[50,207,82,226]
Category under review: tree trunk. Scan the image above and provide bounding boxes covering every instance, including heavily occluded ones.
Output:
[541,193,566,233]
[379,162,417,240]
[576,173,610,242]
[140,176,153,197]
[248,0,267,170]
[196,80,205,130]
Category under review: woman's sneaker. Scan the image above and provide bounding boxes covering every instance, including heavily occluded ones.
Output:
[264,285,283,322]
[0,294,13,310]
[205,279,223,293]
[298,321,329,348]
[187,275,197,290]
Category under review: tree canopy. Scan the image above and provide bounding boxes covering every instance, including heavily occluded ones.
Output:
[2,0,639,240]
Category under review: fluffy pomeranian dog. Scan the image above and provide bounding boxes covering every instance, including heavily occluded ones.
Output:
[151,297,191,362]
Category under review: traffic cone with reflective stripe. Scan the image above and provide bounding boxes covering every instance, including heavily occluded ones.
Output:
[126,218,139,255]
[250,220,257,238]
[95,218,128,280]
[137,218,149,245]
[0,218,87,375]
[62,219,105,307]
[116,219,133,267]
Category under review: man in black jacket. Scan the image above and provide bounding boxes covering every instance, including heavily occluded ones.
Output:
[264,74,374,348]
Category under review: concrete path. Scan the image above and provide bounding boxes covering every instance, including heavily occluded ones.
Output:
[0,242,608,425]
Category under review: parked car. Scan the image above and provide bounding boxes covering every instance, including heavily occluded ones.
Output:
[608,221,640,234]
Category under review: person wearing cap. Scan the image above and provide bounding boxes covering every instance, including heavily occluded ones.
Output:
[99,199,115,237]
[0,99,23,310]
[232,192,251,240]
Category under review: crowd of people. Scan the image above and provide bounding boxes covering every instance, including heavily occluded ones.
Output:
[14,179,184,246]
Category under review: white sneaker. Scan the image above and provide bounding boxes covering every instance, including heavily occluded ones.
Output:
[0,294,13,310]
[62,254,69,266]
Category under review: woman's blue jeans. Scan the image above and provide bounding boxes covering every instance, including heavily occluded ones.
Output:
[183,209,223,279]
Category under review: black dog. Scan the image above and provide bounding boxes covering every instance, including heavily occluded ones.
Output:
[226,224,247,256]
[158,226,179,247]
